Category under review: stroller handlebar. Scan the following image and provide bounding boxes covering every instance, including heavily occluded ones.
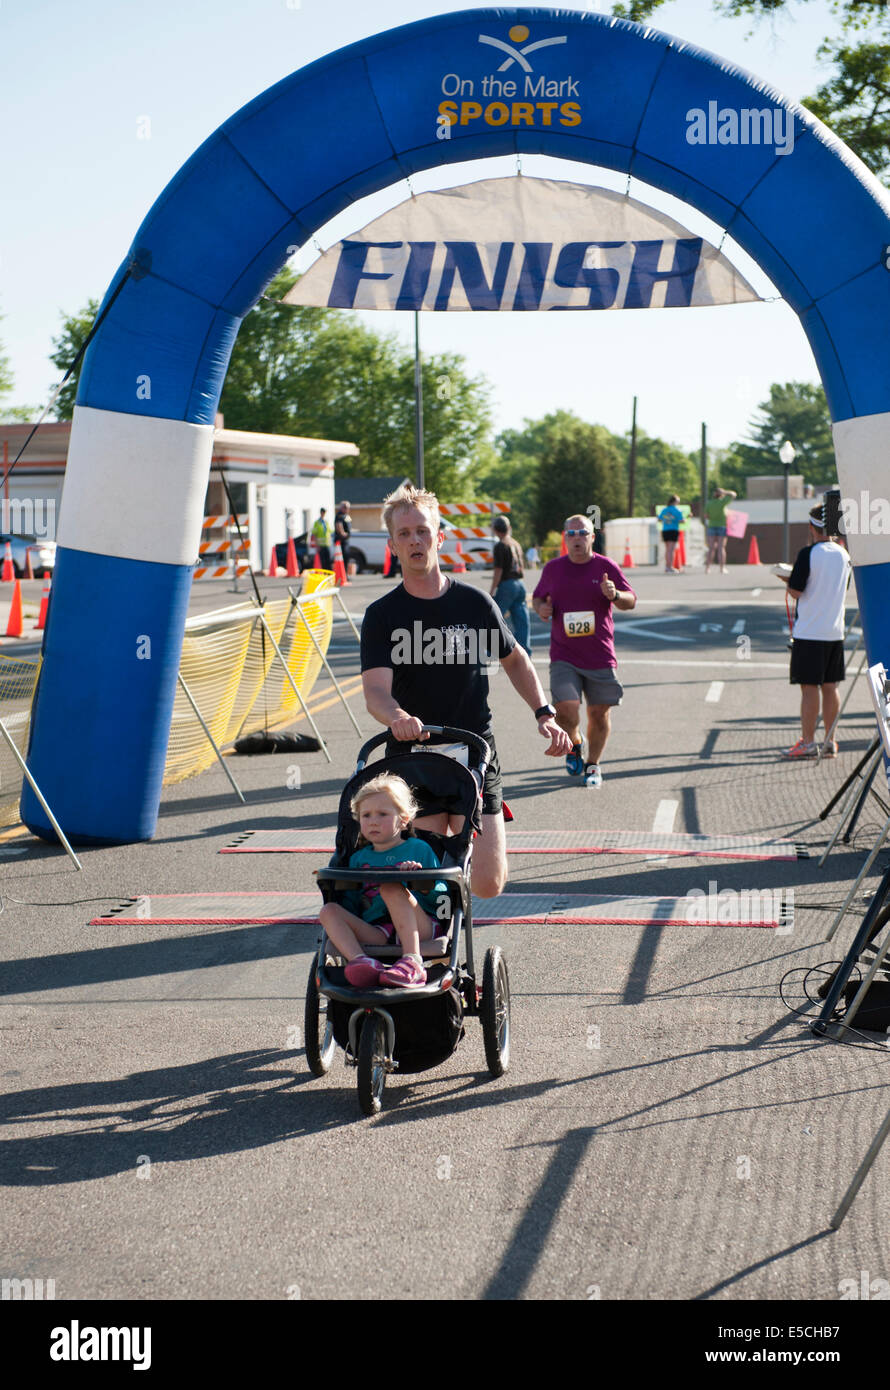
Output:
[356,725,491,779]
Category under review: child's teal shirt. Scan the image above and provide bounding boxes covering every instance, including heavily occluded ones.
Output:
[345,836,447,922]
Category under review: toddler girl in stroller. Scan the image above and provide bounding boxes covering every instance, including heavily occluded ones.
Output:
[308,726,510,1115]
[319,772,448,989]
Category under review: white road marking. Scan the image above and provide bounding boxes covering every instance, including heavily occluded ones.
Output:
[613,615,695,643]
[652,799,679,833]
[705,681,725,703]
[699,623,722,632]
[751,588,762,596]
[731,619,746,634]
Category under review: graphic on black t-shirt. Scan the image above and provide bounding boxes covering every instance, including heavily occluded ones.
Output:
[360,579,516,732]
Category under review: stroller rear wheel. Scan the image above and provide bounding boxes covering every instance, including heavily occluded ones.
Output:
[304,955,336,1076]
[481,947,511,1077]
[357,1012,388,1116]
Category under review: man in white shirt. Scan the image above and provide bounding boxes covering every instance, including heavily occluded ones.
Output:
[781,505,852,758]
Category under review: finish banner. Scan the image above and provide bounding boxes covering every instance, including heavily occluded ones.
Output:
[283,177,761,312]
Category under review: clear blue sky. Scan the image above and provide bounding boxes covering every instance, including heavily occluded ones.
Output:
[1,0,855,454]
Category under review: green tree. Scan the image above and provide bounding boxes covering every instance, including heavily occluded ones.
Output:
[0,313,39,421]
[49,299,99,420]
[629,433,702,517]
[466,440,539,547]
[532,413,626,537]
[807,35,890,182]
[722,381,836,491]
[0,337,12,404]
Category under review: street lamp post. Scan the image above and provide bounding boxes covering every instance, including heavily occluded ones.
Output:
[779,439,796,562]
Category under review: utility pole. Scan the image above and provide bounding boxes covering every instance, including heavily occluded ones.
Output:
[414,311,425,489]
[627,395,637,515]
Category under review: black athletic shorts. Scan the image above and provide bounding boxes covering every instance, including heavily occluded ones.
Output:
[385,729,503,817]
[790,638,845,686]
[662,530,679,543]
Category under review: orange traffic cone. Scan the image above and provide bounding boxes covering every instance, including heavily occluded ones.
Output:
[453,539,467,574]
[1,542,13,582]
[623,539,635,568]
[5,579,22,637]
[383,542,392,577]
[672,542,682,570]
[312,547,321,569]
[677,530,687,567]
[560,532,568,556]
[333,541,349,586]
[268,546,280,578]
[747,535,761,565]
[24,546,34,580]
[35,576,50,631]
[286,537,300,578]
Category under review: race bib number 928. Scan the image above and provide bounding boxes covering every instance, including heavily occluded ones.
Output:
[563,611,595,638]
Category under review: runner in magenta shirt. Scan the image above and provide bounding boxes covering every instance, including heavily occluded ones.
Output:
[532,513,637,787]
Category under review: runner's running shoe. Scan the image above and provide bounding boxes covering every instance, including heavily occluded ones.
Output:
[566,739,586,777]
[822,740,839,758]
[784,739,818,759]
[583,764,603,787]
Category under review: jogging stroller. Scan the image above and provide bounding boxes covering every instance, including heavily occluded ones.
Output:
[304,725,511,1116]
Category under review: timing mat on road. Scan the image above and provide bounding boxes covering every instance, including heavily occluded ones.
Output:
[91,891,790,929]
[220,828,805,861]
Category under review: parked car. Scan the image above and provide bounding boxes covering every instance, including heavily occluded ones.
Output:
[274,533,311,571]
[0,533,56,578]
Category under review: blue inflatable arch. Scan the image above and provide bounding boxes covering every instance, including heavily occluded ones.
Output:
[25,6,890,842]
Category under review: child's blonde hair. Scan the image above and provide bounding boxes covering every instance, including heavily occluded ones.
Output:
[350,773,419,844]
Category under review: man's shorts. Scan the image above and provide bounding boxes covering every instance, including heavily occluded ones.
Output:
[550,661,624,707]
[386,729,504,817]
[662,530,679,543]
[790,638,845,686]
[706,526,727,539]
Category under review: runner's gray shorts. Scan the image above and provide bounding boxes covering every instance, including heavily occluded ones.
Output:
[550,661,624,707]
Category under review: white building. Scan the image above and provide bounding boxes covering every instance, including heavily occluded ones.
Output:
[0,420,359,571]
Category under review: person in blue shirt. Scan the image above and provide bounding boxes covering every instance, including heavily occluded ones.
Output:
[657,494,684,574]
[319,772,447,988]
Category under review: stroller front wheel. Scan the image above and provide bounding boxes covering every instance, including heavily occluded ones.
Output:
[357,1012,388,1116]
[481,947,511,1077]
[304,955,336,1076]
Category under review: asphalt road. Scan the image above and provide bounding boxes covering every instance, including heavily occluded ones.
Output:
[2,565,888,1324]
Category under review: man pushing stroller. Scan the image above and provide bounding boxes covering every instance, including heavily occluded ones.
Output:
[360,484,572,899]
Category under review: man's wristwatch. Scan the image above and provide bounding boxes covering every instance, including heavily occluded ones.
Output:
[535,703,556,721]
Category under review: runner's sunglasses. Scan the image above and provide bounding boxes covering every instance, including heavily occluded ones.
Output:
[563,528,592,536]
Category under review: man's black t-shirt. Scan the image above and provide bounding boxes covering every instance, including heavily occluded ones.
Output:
[360,578,516,732]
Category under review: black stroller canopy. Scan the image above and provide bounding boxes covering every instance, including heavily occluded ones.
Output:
[334,747,483,868]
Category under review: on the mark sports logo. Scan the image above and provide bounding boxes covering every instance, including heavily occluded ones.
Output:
[438,23,581,132]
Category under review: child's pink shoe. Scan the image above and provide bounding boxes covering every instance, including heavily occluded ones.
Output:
[379,956,427,988]
[344,955,382,987]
